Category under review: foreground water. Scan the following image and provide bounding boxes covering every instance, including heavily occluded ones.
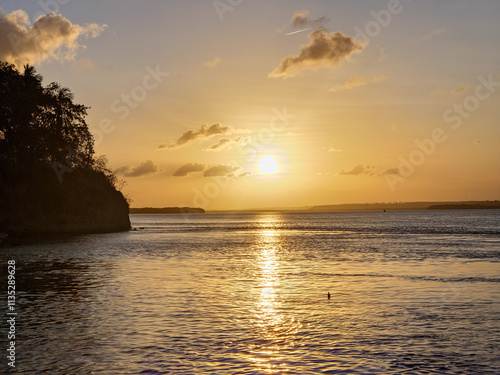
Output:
[1,210,500,374]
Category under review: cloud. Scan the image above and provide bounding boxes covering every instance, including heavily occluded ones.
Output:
[291,10,309,27]
[0,8,106,67]
[378,46,388,61]
[432,84,469,95]
[172,162,245,178]
[269,29,365,78]
[115,160,159,177]
[421,28,445,42]
[338,164,375,176]
[203,165,242,177]
[72,57,94,73]
[173,162,206,177]
[290,10,328,28]
[451,84,469,95]
[158,123,231,149]
[330,76,367,92]
[372,74,387,83]
[205,138,231,151]
[204,136,249,152]
[382,168,399,175]
[204,57,221,67]
[328,146,342,152]
[329,75,386,92]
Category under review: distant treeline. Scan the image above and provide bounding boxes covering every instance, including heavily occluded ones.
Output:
[130,207,205,214]
[309,201,500,212]
[428,202,500,210]
[0,62,130,236]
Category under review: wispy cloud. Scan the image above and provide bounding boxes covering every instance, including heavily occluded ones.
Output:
[204,136,249,152]
[378,46,388,61]
[451,84,469,95]
[172,162,245,178]
[421,28,446,42]
[204,57,221,67]
[372,74,387,83]
[173,162,206,177]
[0,8,106,67]
[330,76,367,92]
[158,123,231,149]
[290,10,328,29]
[269,29,365,78]
[338,164,375,176]
[203,165,242,177]
[328,146,342,152]
[115,160,159,177]
[382,168,399,175]
[329,75,386,92]
[432,84,469,95]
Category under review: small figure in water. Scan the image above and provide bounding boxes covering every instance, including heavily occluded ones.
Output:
[327,292,331,300]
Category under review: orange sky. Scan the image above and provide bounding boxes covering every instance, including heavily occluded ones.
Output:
[1,1,499,209]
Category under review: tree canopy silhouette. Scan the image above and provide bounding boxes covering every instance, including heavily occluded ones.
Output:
[0,62,94,167]
[0,61,130,236]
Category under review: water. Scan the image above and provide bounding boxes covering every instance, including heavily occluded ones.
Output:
[1,210,500,374]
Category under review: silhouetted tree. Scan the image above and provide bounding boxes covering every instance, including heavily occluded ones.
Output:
[0,62,94,167]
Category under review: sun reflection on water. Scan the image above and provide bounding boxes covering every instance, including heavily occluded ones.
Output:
[247,214,297,373]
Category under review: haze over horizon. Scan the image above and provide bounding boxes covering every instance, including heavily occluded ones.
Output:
[1,1,499,210]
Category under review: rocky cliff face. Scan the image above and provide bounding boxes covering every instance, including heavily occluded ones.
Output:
[0,163,131,236]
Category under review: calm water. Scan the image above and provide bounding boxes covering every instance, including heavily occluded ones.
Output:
[1,210,500,374]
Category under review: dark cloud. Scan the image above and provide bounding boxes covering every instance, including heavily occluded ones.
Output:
[203,165,241,177]
[205,138,231,151]
[291,10,328,28]
[115,160,159,177]
[382,168,399,175]
[0,8,106,67]
[339,164,375,176]
[158,123,231,149]
[204,136,249,151]
[269,29,365,78]
[173,162,206,177]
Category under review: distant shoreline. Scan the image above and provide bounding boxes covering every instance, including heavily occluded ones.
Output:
[129,207,205,214]
[206,200,500,213]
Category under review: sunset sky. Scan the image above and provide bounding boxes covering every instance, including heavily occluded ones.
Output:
[1,0,499,210]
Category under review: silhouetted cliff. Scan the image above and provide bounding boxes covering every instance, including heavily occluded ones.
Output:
[0,62,130,236]
[0,162,130,235]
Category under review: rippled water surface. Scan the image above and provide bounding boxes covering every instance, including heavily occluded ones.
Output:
[1,210,500,374]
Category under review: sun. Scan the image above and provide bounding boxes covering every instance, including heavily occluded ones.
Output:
[258,155,279,174]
